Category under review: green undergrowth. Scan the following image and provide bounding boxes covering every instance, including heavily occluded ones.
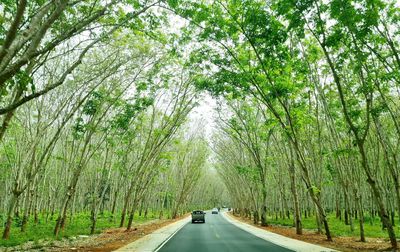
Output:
[266,213,400,239]
[0,211,158,247]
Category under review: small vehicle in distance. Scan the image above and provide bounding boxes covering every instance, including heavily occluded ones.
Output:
[191,210,206,223]
[212,208,218,214]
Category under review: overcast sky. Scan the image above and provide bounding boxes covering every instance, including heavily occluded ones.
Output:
[189,93,217,140]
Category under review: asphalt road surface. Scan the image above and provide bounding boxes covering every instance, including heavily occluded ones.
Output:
[158,211,293,252]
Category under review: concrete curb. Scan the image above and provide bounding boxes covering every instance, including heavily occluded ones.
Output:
[221,211,338,252]
[113,216,191,252]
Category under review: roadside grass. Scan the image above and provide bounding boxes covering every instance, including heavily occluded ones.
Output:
[0,211,158,247]
[266,213,400,239]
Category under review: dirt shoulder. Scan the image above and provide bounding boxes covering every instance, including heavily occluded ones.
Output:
[227,213,394,252]
[2,215,189,252]
[58,215,190,252]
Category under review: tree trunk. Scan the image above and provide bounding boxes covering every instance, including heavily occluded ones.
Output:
[21,188,34,232]
[34,199,39,225]
[260,188,268,226]
[110,189,118,222]
[90,209,97,235]
[355,191,366,242]
[253,210,259,224]
[54,187,75,236]
[127,206,137,230]
[120,188,133,227]
[315,208,322,234]
[289,147,302,235]
[2,193,19,240]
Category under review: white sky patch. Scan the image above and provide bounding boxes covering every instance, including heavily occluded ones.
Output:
[189,93,217,141]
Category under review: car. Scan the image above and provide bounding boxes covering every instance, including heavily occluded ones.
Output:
[212,208,218,214]
[191,210,205,223]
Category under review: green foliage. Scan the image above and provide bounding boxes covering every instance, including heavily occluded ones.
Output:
[72,117,86,139]
[111,96,154,132]
[82,91,104,116]
[1,0,400,247]
[268,213,400,239]
[310,185,321,195]
[0,212,157,247]
[234,165,259,182]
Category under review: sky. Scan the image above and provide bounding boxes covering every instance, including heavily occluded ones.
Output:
[189,93,218,141]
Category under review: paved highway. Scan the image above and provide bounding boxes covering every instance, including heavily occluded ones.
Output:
[158,211,293,252]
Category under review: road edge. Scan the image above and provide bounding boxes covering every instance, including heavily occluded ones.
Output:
[153,217,189,252]
[114,216,191,252]
[221,211,338,252]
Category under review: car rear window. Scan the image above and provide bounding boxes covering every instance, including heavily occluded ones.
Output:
[193,211,203,214]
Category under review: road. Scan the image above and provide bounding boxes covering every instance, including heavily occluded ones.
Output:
[157,211,293,252]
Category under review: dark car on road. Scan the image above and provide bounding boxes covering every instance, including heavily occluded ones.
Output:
[191,210,205,223]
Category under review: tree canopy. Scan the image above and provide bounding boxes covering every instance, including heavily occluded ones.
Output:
[1,0,400,250]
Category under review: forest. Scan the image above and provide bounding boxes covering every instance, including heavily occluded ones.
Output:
[0,0,400,251]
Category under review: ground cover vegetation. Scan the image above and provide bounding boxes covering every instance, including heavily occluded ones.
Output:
[1,0,400,251]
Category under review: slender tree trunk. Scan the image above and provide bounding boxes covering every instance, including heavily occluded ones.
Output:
[110,189,118,222]
[120,194,129,227]
[54,168,84,236]
[127,205,137,230]
[253,210,259,224]
[90,209,97,235]
[290,175,302,234]
[2,193,20,239]
[336,190,341,219]
[344,190,354,232]
[21,191,32,232]
[33,195,39,225]
[120,185,134,227]
[355,191,366,242]
[260,188,268,226]
[54,189,74,236]
[315,206,322,234]
[289,146,302,235]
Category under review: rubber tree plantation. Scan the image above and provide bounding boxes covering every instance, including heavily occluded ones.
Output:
[1,0,400,251]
